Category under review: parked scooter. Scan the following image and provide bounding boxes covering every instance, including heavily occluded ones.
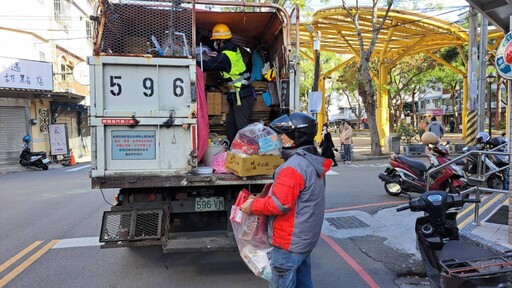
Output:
[378,132,467,196]
[463,132,509,190]
[397,191,512,287]
[19,135,51,170]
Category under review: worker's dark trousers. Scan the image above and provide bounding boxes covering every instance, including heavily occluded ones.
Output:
[226,95,255,145]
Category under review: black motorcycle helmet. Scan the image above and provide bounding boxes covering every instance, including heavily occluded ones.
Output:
[269,112,317,148]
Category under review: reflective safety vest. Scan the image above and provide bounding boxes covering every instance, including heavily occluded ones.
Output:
[221,48,246,86]
[221,49,248,105]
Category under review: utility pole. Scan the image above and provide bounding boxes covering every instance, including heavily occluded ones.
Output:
[466,8,478,145]
[477,16,488,133]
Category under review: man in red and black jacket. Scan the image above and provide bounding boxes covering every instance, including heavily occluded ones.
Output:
[241,112,332,287]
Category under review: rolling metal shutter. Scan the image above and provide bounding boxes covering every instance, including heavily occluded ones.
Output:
[0,107,27,163]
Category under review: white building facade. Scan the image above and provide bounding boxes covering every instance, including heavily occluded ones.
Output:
[0,0,94,164]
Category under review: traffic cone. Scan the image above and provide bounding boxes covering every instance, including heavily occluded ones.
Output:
[69,149,76,166]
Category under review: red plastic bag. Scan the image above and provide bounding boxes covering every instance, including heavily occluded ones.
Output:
[230,189,272,280]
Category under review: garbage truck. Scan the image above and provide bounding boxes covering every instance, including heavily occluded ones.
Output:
[90,0,300,252]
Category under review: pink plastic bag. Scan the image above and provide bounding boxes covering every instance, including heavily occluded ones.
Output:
[211,151,230,174]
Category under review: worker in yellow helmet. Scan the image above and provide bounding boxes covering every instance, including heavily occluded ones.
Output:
[197,23,255,145]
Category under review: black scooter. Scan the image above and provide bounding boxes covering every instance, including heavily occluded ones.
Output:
[397,191,512,287]
[19,139,51,170]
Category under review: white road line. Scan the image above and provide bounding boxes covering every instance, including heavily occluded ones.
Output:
[326,170,339,175]
[52,237,100,249]
[65,164,91,172]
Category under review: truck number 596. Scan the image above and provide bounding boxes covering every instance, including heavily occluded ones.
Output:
[109,75,184,98]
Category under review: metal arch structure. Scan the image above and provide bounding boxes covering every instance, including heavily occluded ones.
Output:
[299,6,503,146]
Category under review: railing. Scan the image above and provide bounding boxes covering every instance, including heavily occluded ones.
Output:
[424,143,509,226]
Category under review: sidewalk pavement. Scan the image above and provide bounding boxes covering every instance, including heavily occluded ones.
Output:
[2,134,511,257]
[331,131,512,255]
[0,155,91,175]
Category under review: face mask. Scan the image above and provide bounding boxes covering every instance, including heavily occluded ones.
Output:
[282,141,294,148]
[280,134,294,148]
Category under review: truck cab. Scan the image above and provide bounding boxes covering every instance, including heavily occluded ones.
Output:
[90,0,299,252]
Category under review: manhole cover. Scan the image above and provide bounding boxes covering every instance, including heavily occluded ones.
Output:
[326,216,370,230]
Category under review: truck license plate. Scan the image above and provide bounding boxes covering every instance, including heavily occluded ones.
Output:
[195,197,225,212]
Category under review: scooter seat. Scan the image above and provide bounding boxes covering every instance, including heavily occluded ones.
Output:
[31,151,46,156]
[397,155,428,172]
[438,240,498,263]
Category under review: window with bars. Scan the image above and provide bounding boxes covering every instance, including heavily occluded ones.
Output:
[86,20,93,45]
[54,0,70,33]
[60,63,72,82]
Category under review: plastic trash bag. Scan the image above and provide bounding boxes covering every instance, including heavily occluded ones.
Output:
[230,122,281,156]
[211,151,230,174]
[230,189,272,280]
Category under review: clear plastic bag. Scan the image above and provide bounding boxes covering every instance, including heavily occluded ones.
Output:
[230,122,281,156]
[230,189,272,280]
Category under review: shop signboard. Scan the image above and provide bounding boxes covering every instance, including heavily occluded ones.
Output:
[0,57,53,91]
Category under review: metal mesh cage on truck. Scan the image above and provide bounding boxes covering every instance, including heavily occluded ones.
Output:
[100,209,164,242]
[95,0,194,57]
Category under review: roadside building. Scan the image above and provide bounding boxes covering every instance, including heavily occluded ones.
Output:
[0,0,93,165]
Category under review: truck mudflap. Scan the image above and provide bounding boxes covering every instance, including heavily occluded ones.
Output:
[99,209,164,243]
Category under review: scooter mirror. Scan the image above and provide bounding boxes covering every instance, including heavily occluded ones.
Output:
[401,191,412,200]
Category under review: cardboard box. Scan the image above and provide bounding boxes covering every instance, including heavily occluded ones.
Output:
[207,92,230,114]
[221,96,229,113]
[253,96,270,112]
[225,151,283,177]
[207,92,222,115]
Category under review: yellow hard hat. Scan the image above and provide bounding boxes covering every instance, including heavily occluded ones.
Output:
[211,23,232,40]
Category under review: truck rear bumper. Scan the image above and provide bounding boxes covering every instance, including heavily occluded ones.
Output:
[163,234,237,253]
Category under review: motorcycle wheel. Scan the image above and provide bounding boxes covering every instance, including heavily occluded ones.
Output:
[384,181,402,196]
[487,176,504,190]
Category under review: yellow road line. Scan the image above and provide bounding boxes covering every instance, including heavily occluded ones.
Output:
[456,194,491,220]
[0,241,43,273]
[458,194,504,229]
[0,240,59,288]
[457,203,476,220]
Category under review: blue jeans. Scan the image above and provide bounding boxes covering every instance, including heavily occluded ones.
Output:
[343,144,352,161]
[268,247,313,288]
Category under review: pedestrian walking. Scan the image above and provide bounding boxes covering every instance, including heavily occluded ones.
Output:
[240,112,331,288]
[449,118,455,133]
[428,116,444,138]
[320,123,338,166]
[340,121,353,164]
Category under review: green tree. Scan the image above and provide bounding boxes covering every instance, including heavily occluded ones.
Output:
[336,63,364,128]
[389,54,436,131]
[340,0,393,155]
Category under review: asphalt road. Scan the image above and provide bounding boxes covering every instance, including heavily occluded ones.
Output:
[0,160,432,288]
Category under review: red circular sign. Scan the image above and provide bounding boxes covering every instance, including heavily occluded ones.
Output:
[505,41,512,64]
